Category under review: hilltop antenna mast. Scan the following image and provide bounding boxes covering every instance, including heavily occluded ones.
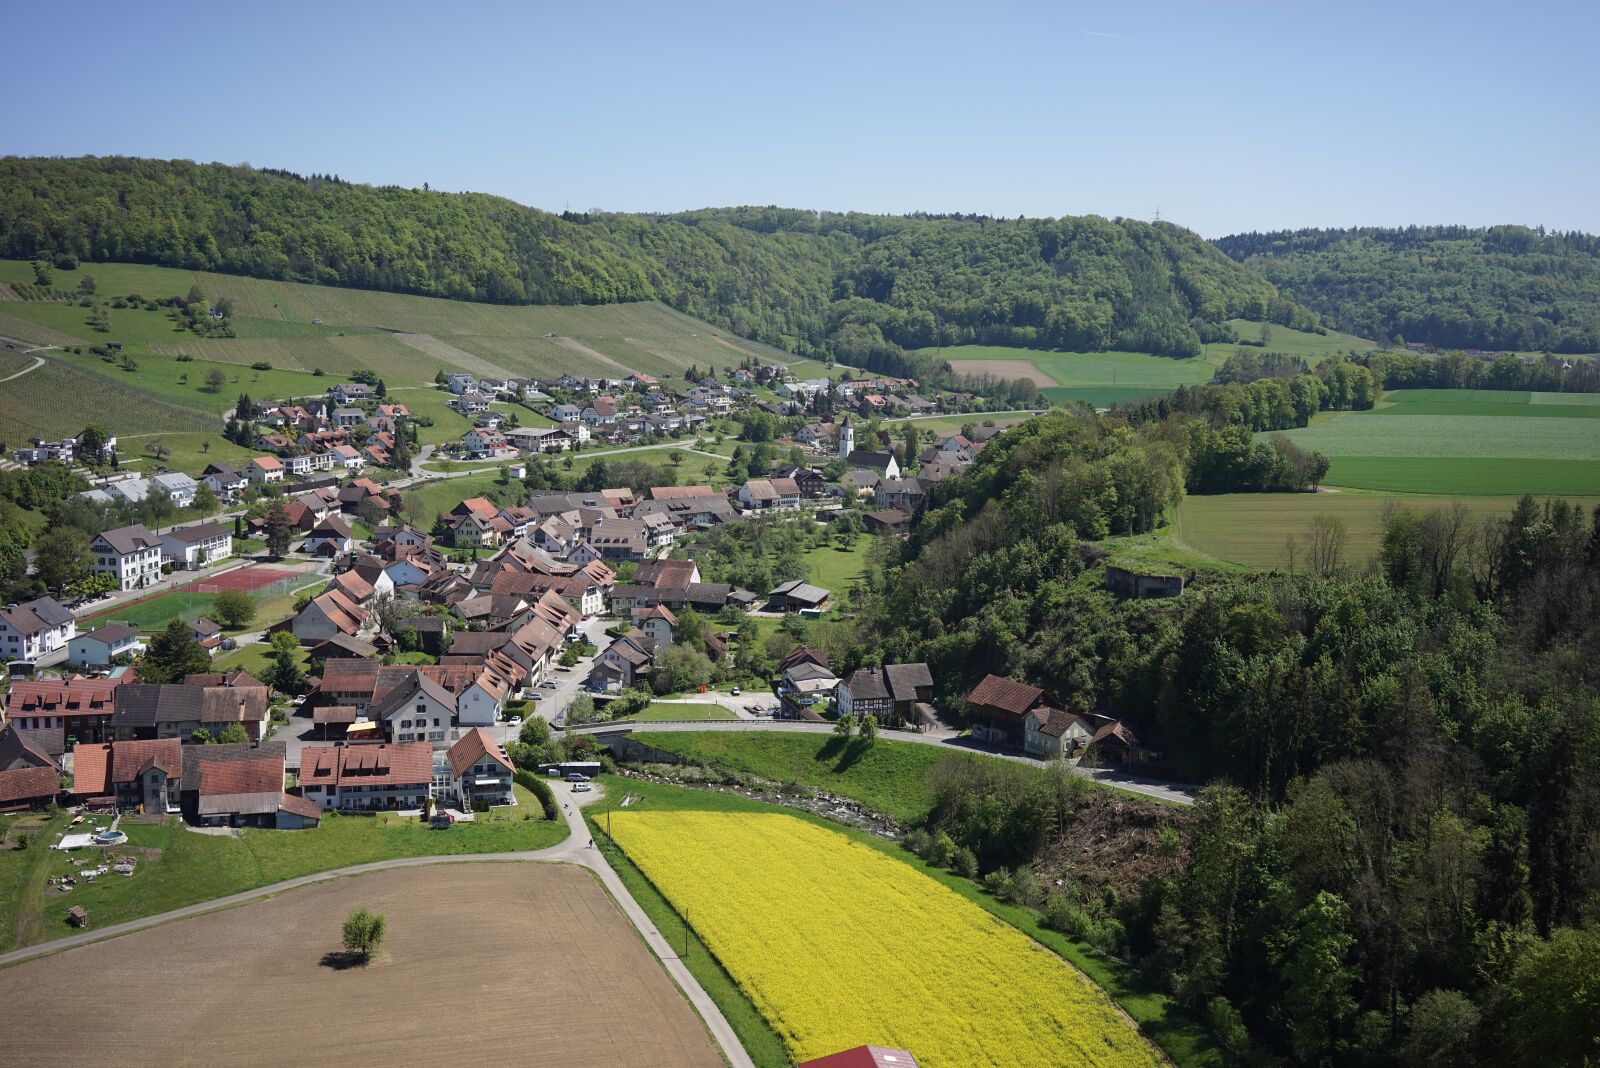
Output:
[1154,206,1162,223]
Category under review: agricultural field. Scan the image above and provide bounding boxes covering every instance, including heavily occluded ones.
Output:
[607,808,1164,1068]
[400,473,505,530]
[0,786,565,954]
[919,345,1214,408]
[1175,492,1600,569]
[1269,393,1600,495]
[1214,319,1377,362]
[0,864,721,1068]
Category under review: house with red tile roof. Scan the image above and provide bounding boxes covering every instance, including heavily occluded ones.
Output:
[964,674,1048,748]
[72,737,184,811]
[2,674,126,754]
[182,742,289,827]
[297,742,433,811]
[0,725,60,812]
[439,727,515,809]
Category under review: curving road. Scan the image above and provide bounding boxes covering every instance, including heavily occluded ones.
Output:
[568,720,1199,806]
[0,784,755,1068]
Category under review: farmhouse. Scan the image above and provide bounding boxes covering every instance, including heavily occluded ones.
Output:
[767,580,831,613]
[1023,706,1095,760]
[111,682,270,743]
[2,675,124,753]
[0,726,60,812]
[182,742,291,828]
[964,673,1047,748]
[71,737,184,812]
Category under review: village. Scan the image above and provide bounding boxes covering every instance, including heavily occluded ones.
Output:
[0,364,1153,842]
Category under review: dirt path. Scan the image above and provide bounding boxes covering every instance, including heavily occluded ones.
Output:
[0,282,21,301]
[0,354,46,382]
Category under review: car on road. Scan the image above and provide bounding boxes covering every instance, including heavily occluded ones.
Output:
[571,782,592,793]
[530,692,543,701]
[541,680,558,689]
[730,687,741,696]
[507,715,522,727]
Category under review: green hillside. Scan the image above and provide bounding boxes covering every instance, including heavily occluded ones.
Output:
[0,157,1313,369]
[1216,225,1600,352]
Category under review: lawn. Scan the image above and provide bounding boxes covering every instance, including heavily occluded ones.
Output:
[3,783,567,953]
[215,640,309,679]
[589,777,1216,1068]
[634,731,992,823]
[621,702,736,722]
[802,534,873,591]
[402,474,506,529]
[1215,320,1377,362]
[1372,388,1600,419]
[1270,409,1600,495]
[1175,492,1600,568]
[922,345,1215,409]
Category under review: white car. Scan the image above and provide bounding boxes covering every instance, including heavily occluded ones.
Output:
[730,687,741,696]
[571,782,592,793]
[507,715,522,727]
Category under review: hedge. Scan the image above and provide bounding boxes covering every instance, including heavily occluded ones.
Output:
[514,769,560,820]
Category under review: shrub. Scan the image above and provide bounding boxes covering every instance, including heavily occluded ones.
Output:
[953,845,979,878]
[250,361,272,370]
[512,769,560,820]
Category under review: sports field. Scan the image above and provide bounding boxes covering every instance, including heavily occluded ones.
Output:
[1270,390,1600,495]
[83,565,318,632]
[1176,492,1600,568]
[0,864,721,1068]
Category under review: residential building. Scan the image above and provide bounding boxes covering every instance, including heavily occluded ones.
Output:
[0,596,75,662]
[112,682,270,743]
[590,633,655,690]
[71,738,183,811]
[247,456,285,485]
[964,674,1047,748]
[68,625,145,668]
[151,472,198,507]
[160,521,233,570]
[201,462,248,502]
[373,673,457,743]
[447,373,477,395]
[91,524,163,592]
[291,588,367,643]
[298,742,433,811]
[438,728,515,809]
[2,675,124,753]
[1023,706,1095,761]
[329,382,375,405]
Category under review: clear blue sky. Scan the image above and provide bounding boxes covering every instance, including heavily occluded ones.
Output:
[8,0,1599,236]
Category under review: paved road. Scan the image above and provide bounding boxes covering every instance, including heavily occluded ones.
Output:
[0,783,755,1068]
[569,719,1199,805]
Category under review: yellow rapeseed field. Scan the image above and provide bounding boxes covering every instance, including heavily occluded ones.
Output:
[608,810,1164,1068]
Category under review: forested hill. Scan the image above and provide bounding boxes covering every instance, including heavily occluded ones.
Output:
[1216,225,1600,352]
[0,156,1307,360]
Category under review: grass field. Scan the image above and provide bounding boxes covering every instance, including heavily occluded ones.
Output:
[802,534,873,591]
[1215,320,1377,362]
[1372,388,1600,418]
[635,731,994,823]
[624,702,737,722]
[0,784,565,954]
[919,345,1215,408]
[0,864,721,1068]
[1271,406,1600,495]
[401,474,505,529]
[215,640,309,678]
[1176,492,1600,568]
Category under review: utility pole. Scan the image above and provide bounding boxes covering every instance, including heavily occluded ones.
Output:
[684,907,690,957]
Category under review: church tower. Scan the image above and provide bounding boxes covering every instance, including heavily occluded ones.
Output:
[838,414,854,460]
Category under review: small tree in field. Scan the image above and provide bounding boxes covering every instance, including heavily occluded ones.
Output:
[342,908,386,961]
[212,590,256,628]
[859,713,878,744]
[833,713,854,738]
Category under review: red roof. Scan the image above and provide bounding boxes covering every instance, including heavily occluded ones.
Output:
[0,766,59,805]
[4,676,124,717]
[72,738,182,795]
[198,754,284,798]
[298,743,432,789]
[446,727,513,778]
[799,1047,920,1068]
[966,674,1044,717]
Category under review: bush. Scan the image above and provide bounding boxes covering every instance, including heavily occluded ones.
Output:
[513,769,560,820]
[250,361,272,371]
[211,589,256,628]
[953,845,979,878]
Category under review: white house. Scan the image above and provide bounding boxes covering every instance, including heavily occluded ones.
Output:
[438,728,515,808]
[68,624,144,668]
[201,462,248,502]
[0,596,75,661]
[247,456,284,485]
[463,428,514,459]
[455,670,510,728]
[150,472,197,508]
[374,673,457,744]
[447,373,477,395]
[1023,707,1096,760]
[159,521,233,571]
[91,525,163,592]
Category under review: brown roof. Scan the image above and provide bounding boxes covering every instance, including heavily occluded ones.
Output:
[299,743,433,788]
[312,705,361,725]
[73,738,182,795]
[966,674,1044,717]
[648,485,716,500]
[1032,706,1088,739]
[446,727,513,778]
[278,792,323,820]
[4,677,122,717]
[0,765,59,805]
[198,753,284,798]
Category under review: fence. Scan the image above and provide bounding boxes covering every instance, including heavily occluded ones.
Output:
[96,573,326,632]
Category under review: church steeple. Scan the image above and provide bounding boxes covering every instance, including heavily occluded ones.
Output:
[838,413,854,460]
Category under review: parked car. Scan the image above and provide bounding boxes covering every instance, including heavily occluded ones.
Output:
[571,782,592,793]
[541,680,559,689]
[565,772,590,782]
[530,692,544,701]
[730,686,741,696]
[507,715,522,727]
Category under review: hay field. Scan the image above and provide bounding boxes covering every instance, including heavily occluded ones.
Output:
[946,357,1057,386]
[0,863,720,1068]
